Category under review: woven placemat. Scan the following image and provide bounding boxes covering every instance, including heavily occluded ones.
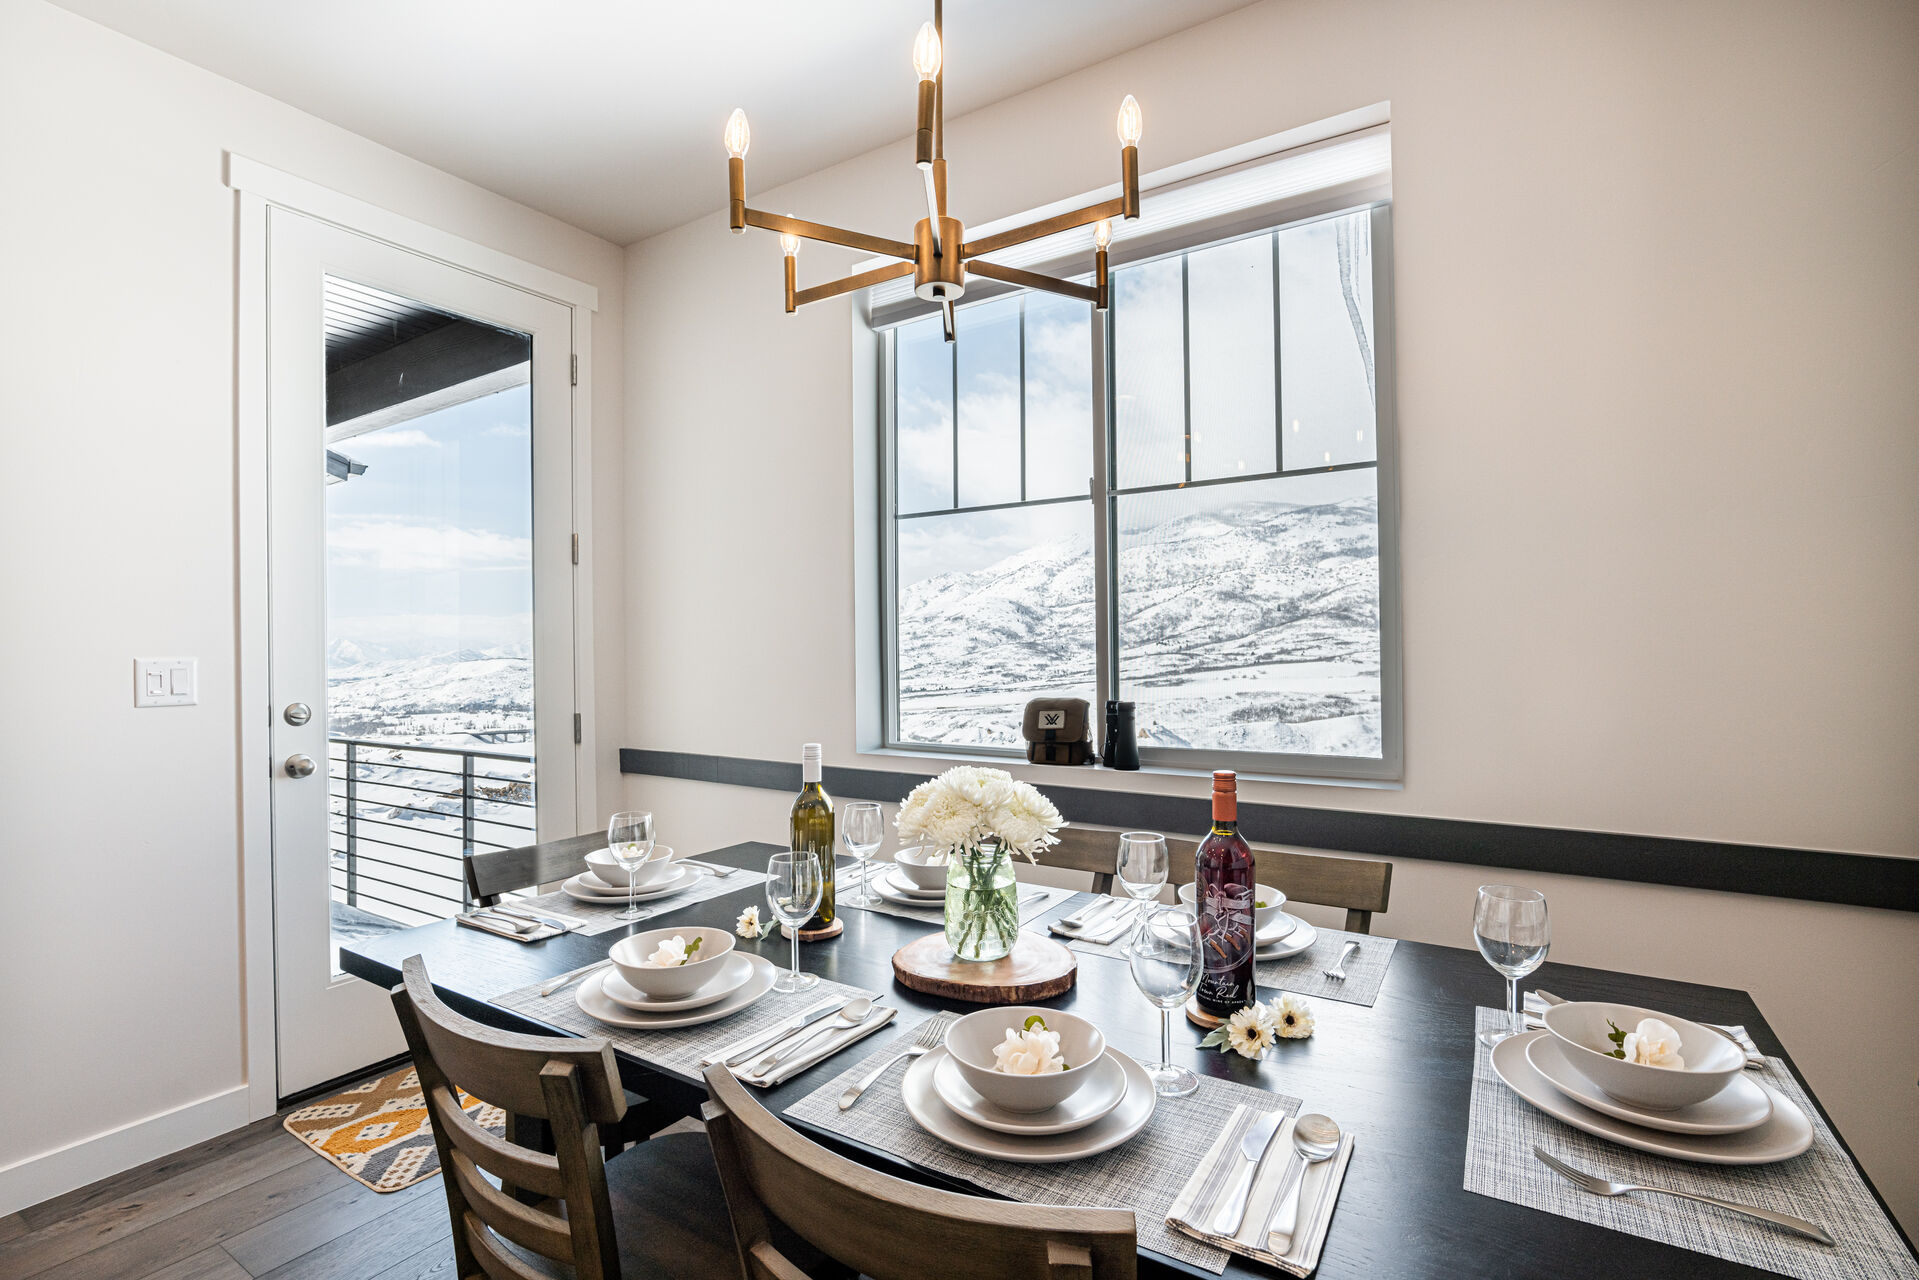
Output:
[785,1016,1299,1273]
[516,866,768,936]
[1464,1007,1917,1280]
[283,1063,501,1193]
[838,862,1073,927]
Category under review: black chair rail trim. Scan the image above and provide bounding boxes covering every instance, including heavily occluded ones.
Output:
[618,748,1917,914]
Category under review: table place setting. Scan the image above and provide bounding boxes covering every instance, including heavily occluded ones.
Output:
[838,855,1072,927]
[785,1005,1305,1273]
[1166,1104,1356,1276]
[1524,989,1764,1067]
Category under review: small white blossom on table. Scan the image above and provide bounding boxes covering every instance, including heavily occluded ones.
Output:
[1200,995,1316,1059]
[735,905,763,939]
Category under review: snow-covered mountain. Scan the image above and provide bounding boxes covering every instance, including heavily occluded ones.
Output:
[898,495,1382,757]
[326,648,534,747]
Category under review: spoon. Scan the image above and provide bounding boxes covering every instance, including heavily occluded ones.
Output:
[1260,1113,1342,1244]
[749,997,875,1076]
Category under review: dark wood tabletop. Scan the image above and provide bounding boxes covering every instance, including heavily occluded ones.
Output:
[339,840,1914,1279]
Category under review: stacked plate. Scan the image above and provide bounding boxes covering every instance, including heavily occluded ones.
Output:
[870,866,946,909]
[1492,1000,1811,1164]
[562,861,698,905]
[575,926,780,1029]
[1255,912,1315,960]
[901,1007,1156,1163]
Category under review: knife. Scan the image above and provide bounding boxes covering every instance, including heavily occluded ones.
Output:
[1210,1109,1287,1236]
[702,998,843,1067]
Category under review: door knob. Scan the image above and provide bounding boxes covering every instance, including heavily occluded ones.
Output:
[284,754,317,778]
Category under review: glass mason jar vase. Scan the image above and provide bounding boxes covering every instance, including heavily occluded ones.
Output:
[944,843,1019,961]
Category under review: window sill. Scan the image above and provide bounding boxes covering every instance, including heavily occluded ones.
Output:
[859,745,1404,791]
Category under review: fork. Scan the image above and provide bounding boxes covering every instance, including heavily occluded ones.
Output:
[1532,1147,1833,1244]
[838,1012,955,1109]
[1324,939,1360,980]
[1056,895,1124,932]
[679,859,737,877]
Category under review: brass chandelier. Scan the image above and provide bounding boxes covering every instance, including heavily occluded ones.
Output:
[724,0,1142,341]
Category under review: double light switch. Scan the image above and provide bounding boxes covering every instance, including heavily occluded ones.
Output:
[135,657,197,707]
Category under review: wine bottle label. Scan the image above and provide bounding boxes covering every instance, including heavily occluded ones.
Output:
[1195,881,1255,1011]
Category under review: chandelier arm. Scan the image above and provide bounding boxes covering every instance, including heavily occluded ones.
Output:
[940,298,955,342]
[791,260,917,309]
[921,169,943,254]
[964,258,1099,305]
[961,196,1126,259]
[744,209,916,261]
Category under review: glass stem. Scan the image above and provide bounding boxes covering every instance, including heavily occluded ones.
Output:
[1161,1006,1172,1068]
[1506,975,1520,1035]
[791,925,801,980]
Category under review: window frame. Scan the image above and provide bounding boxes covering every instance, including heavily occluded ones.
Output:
[878,200,1401,781]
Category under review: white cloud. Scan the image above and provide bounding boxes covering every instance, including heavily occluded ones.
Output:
[482,423,530,439]
[346,428,440,449]
[327,518,531,572]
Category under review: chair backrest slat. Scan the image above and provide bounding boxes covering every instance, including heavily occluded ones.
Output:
[393,955,627,1280]
[466,831,604,906]
[703,1065,1136,1279]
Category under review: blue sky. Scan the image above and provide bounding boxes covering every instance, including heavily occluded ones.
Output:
[326,381,533,660]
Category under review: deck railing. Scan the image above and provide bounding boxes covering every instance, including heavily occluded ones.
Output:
[327,737,536,927]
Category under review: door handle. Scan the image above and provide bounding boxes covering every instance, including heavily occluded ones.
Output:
[284,754,317,778]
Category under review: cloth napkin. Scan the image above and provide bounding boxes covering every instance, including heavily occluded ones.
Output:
[1048,897,1144,946]
[740,1006,898,1088]
[1522,991,1763,1067]
[455,908,586,943]
[1167,1105,1356,1277]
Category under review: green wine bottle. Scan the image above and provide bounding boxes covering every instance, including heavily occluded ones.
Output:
[790,743,836,930]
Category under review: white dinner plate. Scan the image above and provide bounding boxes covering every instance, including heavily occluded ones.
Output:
[1256,914,1316,960]
[874,876,945,909]
[902,1047,1155,1162]
[1256,912,1298,944]
[879,868,945,900]
[561,864,695,904]
[931,1049,1128,1136]
[600,952,755,1013]
[1525,1034,1773,1135]
[1492,1031,1810,1164]
[575,954,776,1029]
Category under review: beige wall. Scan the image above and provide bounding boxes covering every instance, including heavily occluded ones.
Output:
[0,0,627,1211]
[623,0,1919,1230]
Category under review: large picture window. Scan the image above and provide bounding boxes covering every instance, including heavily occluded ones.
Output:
[882,201,1398,778]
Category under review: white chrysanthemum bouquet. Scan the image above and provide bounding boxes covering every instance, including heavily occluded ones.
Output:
[895,765,1063,862]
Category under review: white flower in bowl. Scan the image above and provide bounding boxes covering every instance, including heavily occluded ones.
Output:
[645,934,701,967]
[1619,1017,1686,1069]
[992,1025,1067,1075]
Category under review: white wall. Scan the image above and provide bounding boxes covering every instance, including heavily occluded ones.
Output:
[0,0,627,1211]
[623,0,1919,1230]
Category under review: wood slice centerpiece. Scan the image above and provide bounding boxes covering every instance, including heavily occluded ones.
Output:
[891,932,1077,1004]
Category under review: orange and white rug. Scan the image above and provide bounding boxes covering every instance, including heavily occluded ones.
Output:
[282,1064,504,1192]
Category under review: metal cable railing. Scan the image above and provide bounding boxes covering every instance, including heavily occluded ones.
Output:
[327,737,536,928]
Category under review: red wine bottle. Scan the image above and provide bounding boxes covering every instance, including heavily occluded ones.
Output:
[1194,770,1255,1016]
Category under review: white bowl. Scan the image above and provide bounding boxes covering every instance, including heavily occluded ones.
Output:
[893,845,948,891]
[944,1007,1106,1114]
[1540,1000,1746,1111]
[606,925,734,1000]
[1178,882,1287,933]
[585,845,675,889]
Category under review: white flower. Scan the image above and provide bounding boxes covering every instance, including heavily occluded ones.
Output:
[645,935,690,967]
[895,767,1063,862]
[992,1026,1067,1074]
[734,906,762,939]
[1273,993,1314,1039]
[1226,1004,1276,1058]
[1621,1018,1685,1068]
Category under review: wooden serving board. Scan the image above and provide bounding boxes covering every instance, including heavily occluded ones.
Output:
[891,932,1077,1004]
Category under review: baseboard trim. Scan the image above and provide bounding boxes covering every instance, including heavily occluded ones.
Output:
[0,1084,251,1216]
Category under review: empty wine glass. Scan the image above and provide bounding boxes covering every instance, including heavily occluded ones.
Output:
[605,811,654,922]
[1474,884,1550,1047]
[842,802,884,906]
[766,851,823,993]
[1116,832,1168,903]
[1127,905,1202,1097]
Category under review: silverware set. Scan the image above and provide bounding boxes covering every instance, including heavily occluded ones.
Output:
[1051,895,1145,944]
[840,1012,955,1109]
[1532,1146,1833,1244]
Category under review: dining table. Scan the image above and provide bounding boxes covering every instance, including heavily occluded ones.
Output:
[338,839,1917,1279]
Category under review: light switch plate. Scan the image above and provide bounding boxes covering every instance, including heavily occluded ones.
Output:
[135,657,197,707]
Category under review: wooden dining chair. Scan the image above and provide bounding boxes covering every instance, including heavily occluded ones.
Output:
[465,830,607,907]
[702,1063,1138,1279]
[1043,824,1393,934]
[391,955,740,1280]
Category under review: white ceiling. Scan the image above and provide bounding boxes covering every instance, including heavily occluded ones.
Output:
[51,0,1258,245]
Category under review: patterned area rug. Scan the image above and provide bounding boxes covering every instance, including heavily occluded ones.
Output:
[283,1063,504,1192]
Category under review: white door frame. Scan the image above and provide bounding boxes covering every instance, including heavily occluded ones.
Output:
[230,153,600,1118]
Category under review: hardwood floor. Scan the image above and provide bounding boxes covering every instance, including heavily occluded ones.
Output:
[3,1091,710,1280]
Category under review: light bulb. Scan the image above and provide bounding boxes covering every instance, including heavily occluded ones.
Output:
[912,22,942,81]
[1094,219,1112,250]
[1116,94,1143,147]
[780,232,800,257]
[724,108,751,159]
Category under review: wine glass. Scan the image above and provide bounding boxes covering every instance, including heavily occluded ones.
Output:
[1116,832,1168,904]
[605,811,654,922]
[1127,905,1202,1097]
[842,802,884,906]
[1474,884,1550,1047]
[766,851,823,992]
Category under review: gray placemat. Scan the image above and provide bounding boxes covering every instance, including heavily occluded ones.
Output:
[839,861,1072,927]
[517,866,768,936]
[491,965,871,1081]
[785,1017,1299,1273]
[1464,1007,1917,1280]
[1030,894,1397,1007]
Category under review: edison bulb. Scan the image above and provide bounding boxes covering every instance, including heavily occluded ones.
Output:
[780,232,800,257]
[912,22,942,81]
[1116,94,1143,147]
[1094,219,1113,250]
[724,108,751,159]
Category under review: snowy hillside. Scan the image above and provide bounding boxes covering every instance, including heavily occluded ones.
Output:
[898,495,1381,757]
[326,645,534,748]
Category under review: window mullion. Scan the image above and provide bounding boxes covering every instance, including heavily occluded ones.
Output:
[1017,298,1027,503]
[1271,230,1283,473]
[949,324,959,510]
[1091,303,1115,724]
[1180,253,1192,485]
